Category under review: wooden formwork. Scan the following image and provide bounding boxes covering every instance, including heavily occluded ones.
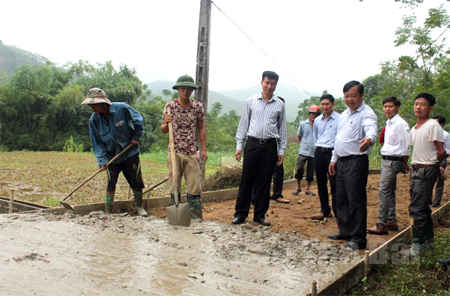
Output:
[316,201,450,296]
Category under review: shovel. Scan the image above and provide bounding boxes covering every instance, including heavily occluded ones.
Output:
[59,144,133,212]
[165,107,191,227]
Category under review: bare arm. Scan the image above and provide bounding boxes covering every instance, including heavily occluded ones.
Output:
[435,141,446,163]
[198,119,208,163]
[160,114,171,134]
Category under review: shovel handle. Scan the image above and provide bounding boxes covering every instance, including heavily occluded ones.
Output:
[59,144,133,203]
[167,108,180,204]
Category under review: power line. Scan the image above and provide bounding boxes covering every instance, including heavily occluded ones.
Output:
[211,1,313,97]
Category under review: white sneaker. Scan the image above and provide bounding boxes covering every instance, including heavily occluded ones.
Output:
[136,206,148,216]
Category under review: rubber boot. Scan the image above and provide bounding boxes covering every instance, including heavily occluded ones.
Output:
[425,219,434,249]
[105,193,114,214]
[410,225,427,256]
[187,194,203,220]
[133,190,147,216]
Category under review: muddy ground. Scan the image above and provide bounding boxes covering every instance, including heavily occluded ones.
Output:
[0,211,358,296]
[153,171,450,252]
[1,171,449,295]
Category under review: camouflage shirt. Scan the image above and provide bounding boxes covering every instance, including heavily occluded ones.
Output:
[163,99,205,155]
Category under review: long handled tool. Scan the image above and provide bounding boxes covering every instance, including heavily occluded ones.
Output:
[144,177,169,211]
[59,144,133,212]
[165,108,191,226]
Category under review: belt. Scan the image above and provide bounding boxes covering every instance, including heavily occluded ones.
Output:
[411,163,439,170]
[247,136,277,145]
[338,155,367,161]
[316,146,334,152]
[382,155,403,162]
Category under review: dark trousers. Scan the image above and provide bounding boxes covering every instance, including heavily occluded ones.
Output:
[314,148,336,217]
[410,166,439,227]
[235,138,278,220]
[106,153,144,192]
[336,155,368,246]
[272,164,284,199]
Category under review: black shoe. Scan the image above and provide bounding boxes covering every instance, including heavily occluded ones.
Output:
[343,241,366,250]
[436,256,450,267]
[253,218,271,226]
[232,217,246,225]
[432,202,441,208]
[327,232,351,240]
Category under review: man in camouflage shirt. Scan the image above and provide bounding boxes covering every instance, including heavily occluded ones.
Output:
[161,74,207,219]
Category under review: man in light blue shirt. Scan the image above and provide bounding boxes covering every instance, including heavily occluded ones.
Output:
[311,94,340,221]
[327,81,377,251]
[82,87,147,216]
[292,105,321,196]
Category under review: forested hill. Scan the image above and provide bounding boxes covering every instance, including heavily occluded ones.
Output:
[148,80,314,121]
[0,40,49,74]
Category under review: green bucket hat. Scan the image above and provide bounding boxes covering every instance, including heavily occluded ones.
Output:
[172,74,198,90]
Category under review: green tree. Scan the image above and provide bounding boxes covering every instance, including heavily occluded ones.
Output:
[395,5,450,91]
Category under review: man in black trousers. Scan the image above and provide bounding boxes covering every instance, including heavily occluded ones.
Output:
[328,81,377,250]
[233,71,287,226]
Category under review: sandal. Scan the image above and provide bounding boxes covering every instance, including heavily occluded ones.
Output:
[305,191,316,196]
[292,189,301,195]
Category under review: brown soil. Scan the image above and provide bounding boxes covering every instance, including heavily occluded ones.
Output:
[153,172,450,252]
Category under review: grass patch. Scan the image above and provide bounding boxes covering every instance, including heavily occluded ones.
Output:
[348,228,450,296]
[0,151,234,206]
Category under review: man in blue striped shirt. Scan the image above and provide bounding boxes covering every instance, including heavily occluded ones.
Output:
[233,71,287,226]
[327,81,377,250]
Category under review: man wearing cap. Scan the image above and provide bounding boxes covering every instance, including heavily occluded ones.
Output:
[233,70,287,227]
[292,104,321,196]
[161,74,207,220]
[81,87,147,216]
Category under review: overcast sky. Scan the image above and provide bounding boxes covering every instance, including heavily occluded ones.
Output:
[1,0,450,97]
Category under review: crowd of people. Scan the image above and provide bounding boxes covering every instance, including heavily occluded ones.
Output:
[80,70,448,256]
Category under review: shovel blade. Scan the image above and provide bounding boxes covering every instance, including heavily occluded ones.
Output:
[60,201,75,212]
[166,203,191,227]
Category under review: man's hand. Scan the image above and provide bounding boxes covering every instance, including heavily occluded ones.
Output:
[359,138,372,153]
[235,150,243,162]
[131,139,139,146]
[99,164,108,171]
[440,167,447,180]
[401,164,410,174]
[276,155,284,166]
[329,162,337,176]
[201,150,208,163]
[164,114,172,124]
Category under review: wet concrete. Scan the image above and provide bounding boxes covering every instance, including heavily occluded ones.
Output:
[0,212,359,295]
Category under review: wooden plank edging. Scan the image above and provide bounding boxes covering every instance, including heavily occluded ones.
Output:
[317,201,450,295]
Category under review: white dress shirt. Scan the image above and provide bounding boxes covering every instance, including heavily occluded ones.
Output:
[331,102,378,162]
[380,114,410,157]
[443,130,450,155]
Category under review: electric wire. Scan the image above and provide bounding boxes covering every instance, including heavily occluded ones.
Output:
[211,1,313,97]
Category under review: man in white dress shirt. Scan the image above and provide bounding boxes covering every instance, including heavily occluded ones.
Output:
[327,81,377,251]
[368,96,410,235]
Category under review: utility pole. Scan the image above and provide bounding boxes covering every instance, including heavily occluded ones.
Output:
[195,0,211,180]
